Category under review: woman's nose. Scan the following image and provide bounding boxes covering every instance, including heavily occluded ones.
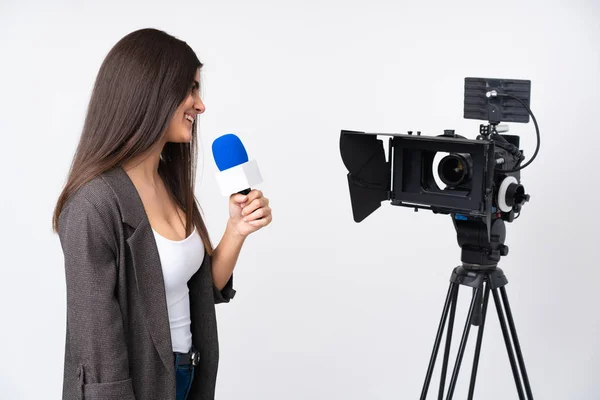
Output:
[195,98,206,114]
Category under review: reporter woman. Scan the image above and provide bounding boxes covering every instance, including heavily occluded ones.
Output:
[52,28,272,400]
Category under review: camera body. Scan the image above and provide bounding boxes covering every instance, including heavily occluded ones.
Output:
[340,127,530,266]
[392,128,528,220]
[340,127,528,220]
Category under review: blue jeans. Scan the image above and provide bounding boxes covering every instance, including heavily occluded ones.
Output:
[174,352,195,400]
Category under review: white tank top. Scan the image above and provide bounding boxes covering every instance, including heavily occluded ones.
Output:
[151,225,205,353]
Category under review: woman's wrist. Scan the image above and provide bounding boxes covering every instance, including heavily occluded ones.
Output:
[226,218,247,243]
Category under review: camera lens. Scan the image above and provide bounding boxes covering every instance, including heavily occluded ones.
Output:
[438,154,472,187]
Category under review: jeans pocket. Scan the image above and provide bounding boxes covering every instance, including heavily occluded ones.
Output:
[185,366,195,398]
[176,366,194,400]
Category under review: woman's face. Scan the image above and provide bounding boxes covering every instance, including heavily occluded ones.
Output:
[164,69,205,143]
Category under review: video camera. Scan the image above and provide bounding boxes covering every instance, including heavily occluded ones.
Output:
[340,77,539,267]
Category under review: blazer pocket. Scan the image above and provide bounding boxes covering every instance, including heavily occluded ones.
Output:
[83,377,135,400]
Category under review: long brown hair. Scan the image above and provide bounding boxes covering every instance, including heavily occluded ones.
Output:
[52,28,213,253]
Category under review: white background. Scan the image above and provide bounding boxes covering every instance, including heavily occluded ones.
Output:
[1,0,599,399]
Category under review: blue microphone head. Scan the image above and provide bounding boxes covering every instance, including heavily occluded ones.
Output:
[212,133,249,171]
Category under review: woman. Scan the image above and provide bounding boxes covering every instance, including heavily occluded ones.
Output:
[52,28,272,400]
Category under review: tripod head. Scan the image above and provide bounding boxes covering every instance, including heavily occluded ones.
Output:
[453,215,507,270]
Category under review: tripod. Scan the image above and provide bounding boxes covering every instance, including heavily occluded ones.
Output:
[420,218,534,400]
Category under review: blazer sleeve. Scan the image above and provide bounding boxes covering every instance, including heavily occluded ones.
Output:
[213,273,236,304]
[207,254,236,304]
[59,195,136,399]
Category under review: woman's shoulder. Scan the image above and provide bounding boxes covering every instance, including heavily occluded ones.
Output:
[61,173,120,226]
[58,172,122,257]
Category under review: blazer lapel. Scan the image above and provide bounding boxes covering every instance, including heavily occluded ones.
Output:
[101,165,174,373]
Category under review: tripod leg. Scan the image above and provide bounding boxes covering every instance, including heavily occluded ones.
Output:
[470,287,482,326]
[467,283,491,400]
[437,284,459,400]
[445,287,481,400]
[500,287,534,400]
[421,283,456,400]
[492,288,526,400]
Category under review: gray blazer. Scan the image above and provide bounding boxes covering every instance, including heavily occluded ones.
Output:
[57,166,235,400]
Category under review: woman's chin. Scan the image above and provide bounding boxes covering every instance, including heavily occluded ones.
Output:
[174,132,193,143]
[164,127,193,144]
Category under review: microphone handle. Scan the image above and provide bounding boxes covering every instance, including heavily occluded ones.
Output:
[237,187,265,220]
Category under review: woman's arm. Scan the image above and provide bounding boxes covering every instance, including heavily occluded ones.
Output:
[211,221,245,291]
[211,190,272,291]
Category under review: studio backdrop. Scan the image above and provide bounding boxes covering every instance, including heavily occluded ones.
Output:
[1,0,598,399]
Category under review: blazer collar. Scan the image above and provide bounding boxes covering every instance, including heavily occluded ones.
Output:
[101,165,175,373]
[101,165,148,229]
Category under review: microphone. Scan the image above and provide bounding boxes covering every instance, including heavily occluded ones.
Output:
[212,133,262,196]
